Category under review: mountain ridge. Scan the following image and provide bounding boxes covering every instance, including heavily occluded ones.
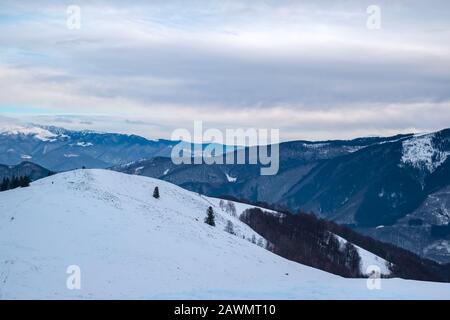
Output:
[0,161,53,181]
[1,169,449,299]
[2,123,450,263]
[114,128,450,263]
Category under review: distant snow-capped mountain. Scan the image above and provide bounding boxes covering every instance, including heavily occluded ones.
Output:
[1,169,448,299]
[0,124,242,172]
[0,124,177,171]
[0,124,58,142]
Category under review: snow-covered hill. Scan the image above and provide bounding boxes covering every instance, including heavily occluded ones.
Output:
[334,235,392,276]
[0,170,449,299]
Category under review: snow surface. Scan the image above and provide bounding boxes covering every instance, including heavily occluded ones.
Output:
[0,124,57,142]
[134,166,144,174]
[225,173,237,183]
[303,143,329,149]
[401,134,449,173]
[334,235,392,276]
[302,143,362,153]
[63,153,79,158]
[76,142,93,147]
[424,240,450,256]
[0,169,449,299]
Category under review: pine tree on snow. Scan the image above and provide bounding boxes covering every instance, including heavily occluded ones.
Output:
[204,206,215,226]
[153,186,160,199]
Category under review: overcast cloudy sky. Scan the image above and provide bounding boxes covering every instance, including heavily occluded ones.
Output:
[0,0,449,141]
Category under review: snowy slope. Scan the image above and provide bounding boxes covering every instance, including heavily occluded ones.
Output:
[334,235,392,276]
[0,170,449,299]
[401,133,449,173]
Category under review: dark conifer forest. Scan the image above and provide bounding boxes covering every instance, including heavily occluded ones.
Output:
[240,207,450,282]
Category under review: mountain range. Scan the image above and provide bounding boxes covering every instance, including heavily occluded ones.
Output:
[2,123,450,263]
[115,129,450,263]
[0,124,176,171]
[1,169,448,299]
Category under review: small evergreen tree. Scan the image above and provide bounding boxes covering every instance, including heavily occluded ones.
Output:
[204,206,215,226]
[11,176,20,189]
[0,176,32,191]
[153,186,160,199]
[19,176,31,187]
[0,178,8,191]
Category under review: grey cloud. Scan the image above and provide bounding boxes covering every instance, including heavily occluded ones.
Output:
[50,41,450,108]
[1,0,450,140]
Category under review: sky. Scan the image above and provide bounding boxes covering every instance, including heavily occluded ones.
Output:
[0,0,449,141]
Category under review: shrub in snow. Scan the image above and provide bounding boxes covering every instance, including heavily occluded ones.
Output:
[225,201,237,217]
[224,220,235,235]
[257,237,264,247]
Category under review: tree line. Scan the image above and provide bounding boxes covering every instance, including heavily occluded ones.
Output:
[240,205,450,282]
[0,176,31,192]
[240,207,362,278]
[154,186,450,281]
